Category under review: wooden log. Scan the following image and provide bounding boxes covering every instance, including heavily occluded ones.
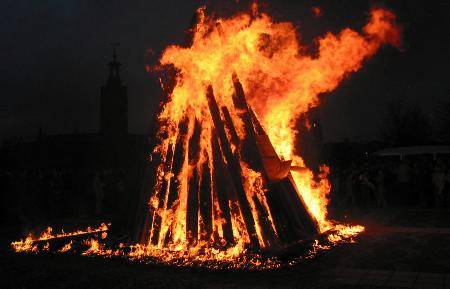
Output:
[222,106,277,244]
[210,128,234,245]
[221,106,240,147]
[199,160,213,241]
[231,75,262,169]
[188,119,202,163]
[136,166,156,244]
[132,148,156,243]
[166,117,189,209]
[251,195,278,247]
[206,85,259,248]
[162,116,190,246]
[265,183,302,243]
[230,76,280,244]
[186,119,201,243]
[247,103,320,239]
[134,121,170,244]
[282,175,319,235]
[150,142,174,245]
[186,168,199,243]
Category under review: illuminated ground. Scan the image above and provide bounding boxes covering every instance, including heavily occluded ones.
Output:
[1,208,450,289]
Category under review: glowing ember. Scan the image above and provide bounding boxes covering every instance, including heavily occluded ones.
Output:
[11,223,109,253]
[58,241,73,253]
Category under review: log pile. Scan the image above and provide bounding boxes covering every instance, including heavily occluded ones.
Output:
[133,75,319,250]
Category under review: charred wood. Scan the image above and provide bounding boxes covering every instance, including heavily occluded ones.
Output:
[206,85,259,248]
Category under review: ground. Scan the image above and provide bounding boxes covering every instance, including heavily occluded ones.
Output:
[1,208,450,289]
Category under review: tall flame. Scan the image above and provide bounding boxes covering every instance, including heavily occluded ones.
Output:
[155,5,400,233]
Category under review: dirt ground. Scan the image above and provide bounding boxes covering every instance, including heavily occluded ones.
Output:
[1,208,450,289]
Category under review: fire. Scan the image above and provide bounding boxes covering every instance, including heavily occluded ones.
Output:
[11,4,399,268]
[150,4,399,245]
[82,238,115,256]
[59,241,73,253]
[11,223,109,253]
[312,7,322,17]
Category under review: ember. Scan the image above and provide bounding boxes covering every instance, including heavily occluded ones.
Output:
[11,3,399,268]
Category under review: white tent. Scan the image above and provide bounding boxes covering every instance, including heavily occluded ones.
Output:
[373,145,450,159]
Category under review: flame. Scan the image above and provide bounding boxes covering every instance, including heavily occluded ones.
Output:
[312,7,322,17]
[11,223,109,253]
[59,241,73,253]
[83,238,111,256]
[149,4,399,250]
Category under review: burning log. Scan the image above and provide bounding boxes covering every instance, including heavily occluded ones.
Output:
[210,128,235,245]
[149,142,175,246]
[186,119,201,243]
[248,106,320,240]
[206,85,260,248]
[163,116,190,246]
[221,106,240,147]
[231,73,263,169]
[136,80,320,250]
[166,116,189,210]
[186,169,199,243]
[134,162,155,244]
[199,160,213,241]
[231,75,285,242]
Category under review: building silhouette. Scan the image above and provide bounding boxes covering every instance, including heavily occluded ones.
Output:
[101,47,127,136]
[0,49,148,171]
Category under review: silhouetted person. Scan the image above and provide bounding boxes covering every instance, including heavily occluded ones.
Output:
[397,160,411,205]
[359,168,375,209]
[343,166,357,207]
[432,161,446,208]
[375,168,387,208]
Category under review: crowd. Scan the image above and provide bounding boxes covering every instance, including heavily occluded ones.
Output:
[0,168,135,232]
[2,156,450,234]
[329,157,450,209]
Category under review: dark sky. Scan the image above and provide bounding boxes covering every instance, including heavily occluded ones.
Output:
[1,0,449,142]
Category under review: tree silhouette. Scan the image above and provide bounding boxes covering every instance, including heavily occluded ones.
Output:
[434,100,450,143]
[379,99,431,146]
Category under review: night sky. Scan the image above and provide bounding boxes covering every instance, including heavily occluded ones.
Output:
[1,0,449,142]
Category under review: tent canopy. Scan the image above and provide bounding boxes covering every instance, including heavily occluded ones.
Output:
[373,145,450,157]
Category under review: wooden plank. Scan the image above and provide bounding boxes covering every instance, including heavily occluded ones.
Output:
[186,119,201,243]
[211,128,235,245]
[266,182,302,243]
[283,175,320,235]
[247,101,320,239]
[206,85,260,248]
[221,106,240,147]
[166,117,189,210]
[150,142,174,245]
[231,74,262,169]
[162,116,190,246]
[136,166,156,244]
[251,194,277,247]
[230,76,281,244]
[199,160,213,241]
[188,119,202,164]
[186,168,199,243]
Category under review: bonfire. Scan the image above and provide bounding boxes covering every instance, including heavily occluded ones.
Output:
[12,4,400,269]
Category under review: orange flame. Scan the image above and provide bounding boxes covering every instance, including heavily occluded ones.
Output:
[153,5,400,240]
[11,223,109,253]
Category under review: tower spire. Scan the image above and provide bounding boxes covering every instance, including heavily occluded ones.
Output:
[108,42,121,84]
[100,43,128,136]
